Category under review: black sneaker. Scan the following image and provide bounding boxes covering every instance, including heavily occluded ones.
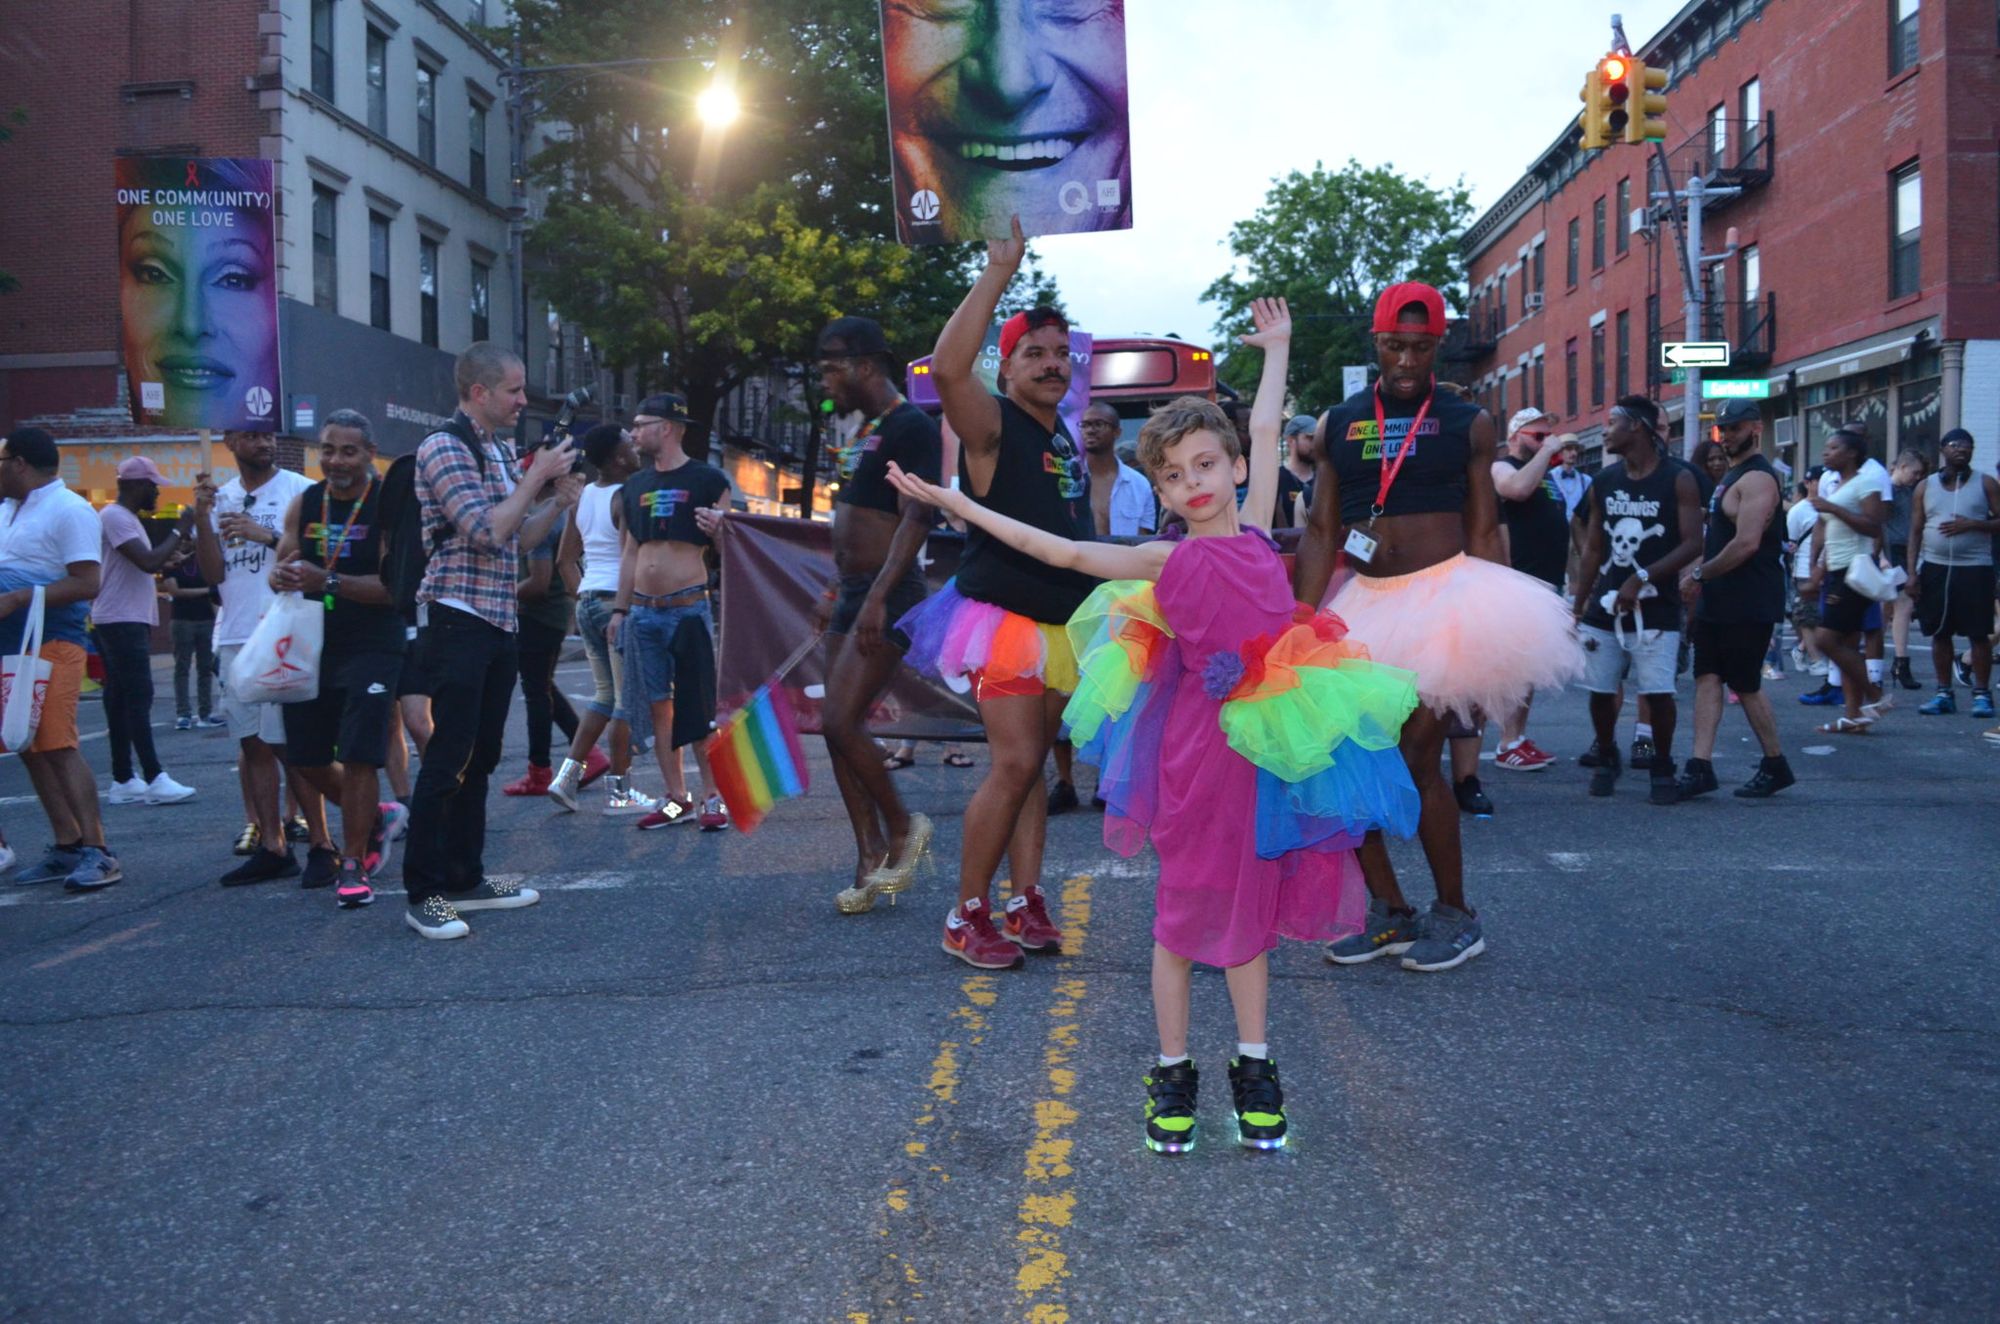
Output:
[1227,1056,1288,1150]
[284,815,311,844]
[1454,775,1495,818]
[1589,746,1623,797]
[1676,757,1720,800]
[1578,740,1604,768]
[1046,780,1079,816]
[405,896,469,940]
[1142,1060,1199,1155]
[220,848,300,886]
[1649,758,1682,806]
[1629,737,1656,771]
[299,846,340,889]
[1734,756,1797,799]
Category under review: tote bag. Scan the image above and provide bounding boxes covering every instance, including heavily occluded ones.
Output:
[227,591,324,705]
[1,585,53,751]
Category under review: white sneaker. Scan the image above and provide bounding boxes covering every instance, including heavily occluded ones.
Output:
[144,772,197,805]
[603,777,661,817]
[107,777,149,804]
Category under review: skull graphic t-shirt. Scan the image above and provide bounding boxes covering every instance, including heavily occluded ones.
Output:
[1584,457,1688,633]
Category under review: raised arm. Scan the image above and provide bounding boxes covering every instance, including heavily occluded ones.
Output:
[1293,416,1343,606]
[1492,431,1565,500]
[1464,411,1506,564]
[933,216,1025,481]
[885,461,1170,583]
[1234,297,1293,535]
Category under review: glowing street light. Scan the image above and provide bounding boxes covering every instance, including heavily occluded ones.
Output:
[696,83,740,128]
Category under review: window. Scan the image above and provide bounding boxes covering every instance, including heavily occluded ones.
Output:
[368,213,391,331]
[469,101,488,195]
[1707,105,1729,172]
[365,27,388,136]
[1567,217,1580,287]
[1742,245,1761,306]
[1615,179,1631,256]
[1891,161,1921,298]
[312,185,338,312]
[1497,373,1508,420]
[470,259,490,342]
[310,0,335,101]
[1591,197,1606,271]
[1533,353,1546,413]
[1497,271,1508,327]
[465,0,483,23]
[1615,311,1631,399]
[1707,263,1730,341]
[1532,241,1545,298]
[1890,0,1920,76]
[416,63,437,166]
[420,238,440,348]
[1590,322,1606,407]
[1646,293,1660,392]
[1565,337,1580,417]
[1740,78,1763,157]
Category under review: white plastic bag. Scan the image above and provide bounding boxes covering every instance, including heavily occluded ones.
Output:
[1,585,52,751]
[228,591,323,704]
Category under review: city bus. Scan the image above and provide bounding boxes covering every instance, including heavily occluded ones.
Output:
[906,335,1218,446]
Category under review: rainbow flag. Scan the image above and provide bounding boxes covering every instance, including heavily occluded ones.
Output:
[705,683,811,834]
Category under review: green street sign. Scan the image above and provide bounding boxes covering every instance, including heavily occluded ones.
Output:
[1701,379,1772,400]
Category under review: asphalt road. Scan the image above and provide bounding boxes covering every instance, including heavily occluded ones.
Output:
[2,656,1996,1323]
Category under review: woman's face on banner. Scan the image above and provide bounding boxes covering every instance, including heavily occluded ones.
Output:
[883,0,1130,239]
[119,202,279,428]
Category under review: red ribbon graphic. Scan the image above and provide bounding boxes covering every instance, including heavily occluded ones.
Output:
[184,161,200,187]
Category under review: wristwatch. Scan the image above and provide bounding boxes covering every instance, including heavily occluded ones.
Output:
[324,572,342,599]
[1691,564,1704,582]
[1634,566,1651,584]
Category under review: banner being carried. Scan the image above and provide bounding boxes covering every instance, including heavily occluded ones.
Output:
[880,0,1133,245]
[115,157,282,432]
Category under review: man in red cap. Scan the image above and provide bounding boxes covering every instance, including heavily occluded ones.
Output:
[1297,282,1580,973]
[894,217,1094,970]
[97,455,201,807]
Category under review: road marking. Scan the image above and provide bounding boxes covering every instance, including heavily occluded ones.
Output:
[1548,852,1589,872]
[1016,873,1091,1322]
[31,918,162,970]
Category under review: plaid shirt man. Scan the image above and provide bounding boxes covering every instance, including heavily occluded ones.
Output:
[415,416,521,633]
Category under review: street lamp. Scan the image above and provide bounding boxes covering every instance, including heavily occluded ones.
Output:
[696,83,740,128]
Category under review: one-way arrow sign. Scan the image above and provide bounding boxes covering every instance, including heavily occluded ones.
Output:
[1661,341,1732,369]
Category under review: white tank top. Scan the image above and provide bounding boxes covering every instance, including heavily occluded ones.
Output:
[576,482,622,593]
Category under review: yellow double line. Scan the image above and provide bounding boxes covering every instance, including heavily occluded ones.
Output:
[1016,874,1092,1323]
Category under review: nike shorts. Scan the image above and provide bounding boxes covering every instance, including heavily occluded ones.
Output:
[280,649,402,768]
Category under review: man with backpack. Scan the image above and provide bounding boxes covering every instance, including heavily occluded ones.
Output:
[384,342,582,940]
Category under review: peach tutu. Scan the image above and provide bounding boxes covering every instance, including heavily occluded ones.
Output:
[1325,554,1583,725]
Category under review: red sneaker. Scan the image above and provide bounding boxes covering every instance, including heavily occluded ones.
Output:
[942,897,1023,969]
[637,797,697,830]
[696,794,729,832]
[502,764,553,796]
[579,748,612,787]
[1003,885,1064,953]
[1493,739,1555,771]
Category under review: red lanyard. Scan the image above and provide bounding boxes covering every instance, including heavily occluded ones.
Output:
[1368,380,1434,523]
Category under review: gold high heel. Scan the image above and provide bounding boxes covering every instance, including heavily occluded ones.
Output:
[835,854,889,915]
[868,812,933,901]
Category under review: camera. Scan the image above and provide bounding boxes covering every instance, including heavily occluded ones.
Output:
[533,387,592,473]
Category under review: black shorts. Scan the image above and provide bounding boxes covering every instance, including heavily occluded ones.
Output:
[282,650,402,768]
[1690,618,1776,694]
[830,570,927,651]
[1819,569,1875,636]
[1915,562,1997,642]
[396,626,430,698]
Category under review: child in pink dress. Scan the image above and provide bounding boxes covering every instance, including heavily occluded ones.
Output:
[888,300,1420,1152]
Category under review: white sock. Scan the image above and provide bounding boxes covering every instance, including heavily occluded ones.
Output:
[1866,659,1885,683]
[1157,1053,1189,1068]
[1237,1042,1268,1061]
[1634,723,1653,741]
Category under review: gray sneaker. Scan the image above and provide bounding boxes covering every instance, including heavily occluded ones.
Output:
[1400,903,1485,973]
[16,844,84,885]
[1324,899,1423,965]
[446,877,540,912]
[63,846,123,892]
[405,896,469,940]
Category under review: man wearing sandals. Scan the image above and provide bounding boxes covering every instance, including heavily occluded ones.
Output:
[1804,426,1891,735]
[813,317,939,913]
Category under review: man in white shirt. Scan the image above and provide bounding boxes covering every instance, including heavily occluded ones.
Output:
[1814,426,1893,693]
[193,429,320,885]
[0,428,120,888]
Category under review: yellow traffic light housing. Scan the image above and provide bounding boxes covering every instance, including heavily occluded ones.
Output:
[1578,62,1614,151]
[1623,58,1670,144]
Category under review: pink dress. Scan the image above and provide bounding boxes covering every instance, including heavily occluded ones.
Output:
[1064,533,1421,969]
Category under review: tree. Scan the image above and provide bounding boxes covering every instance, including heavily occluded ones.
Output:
[511,0,1062,447]
[1204,160,1471,411]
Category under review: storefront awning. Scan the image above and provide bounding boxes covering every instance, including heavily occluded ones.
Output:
[1783,318,1938,389]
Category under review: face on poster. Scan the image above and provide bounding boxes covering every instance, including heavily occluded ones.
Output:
[115,157,281,432]
[881,0,1132,245]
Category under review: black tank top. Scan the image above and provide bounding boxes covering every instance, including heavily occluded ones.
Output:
[1496,453,1572,587]
[1697,454,1786,625]
[1324,385,1481,525]
[956,396,1098,622]
[300,479,405,654]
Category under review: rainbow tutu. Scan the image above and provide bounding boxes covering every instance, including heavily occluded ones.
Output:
[897,578,1080,695]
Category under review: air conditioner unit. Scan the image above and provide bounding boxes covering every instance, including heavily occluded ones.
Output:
[1774,416,1796,450]
[1524,292,1545,312]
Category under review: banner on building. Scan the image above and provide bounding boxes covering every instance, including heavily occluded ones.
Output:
[115,157,281,432]
[879,0,1133,245]
[716,514,983,741]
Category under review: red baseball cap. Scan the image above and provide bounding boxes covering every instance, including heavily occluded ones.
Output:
[1371,282,1448,336]
[999,308,1069,359]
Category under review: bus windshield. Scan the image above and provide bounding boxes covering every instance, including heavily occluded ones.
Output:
[907,335,1217,446]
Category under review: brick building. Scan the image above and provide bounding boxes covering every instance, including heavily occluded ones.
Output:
[0,0,581,500]
[1458,0,1999,479]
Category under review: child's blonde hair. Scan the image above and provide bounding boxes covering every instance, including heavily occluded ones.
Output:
[1136,395,1238,478]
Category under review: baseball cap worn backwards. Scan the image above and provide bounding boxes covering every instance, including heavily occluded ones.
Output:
[116,456,168,484]
[1507,406,1551,438]
[999,307,1069,359]
[1372,282,1447,336]
[633,393,693,425]
[1715,398,1761,426]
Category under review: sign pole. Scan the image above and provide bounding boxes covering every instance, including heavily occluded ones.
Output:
[1683,173,1704,461]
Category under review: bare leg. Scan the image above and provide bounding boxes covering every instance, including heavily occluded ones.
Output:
[19,751,82,844]
[290,762,380,861]
[1151,944,1194,1059]
[1891,595,1913,663]
[821,633,895,880]
[398,695,433,757]
[1448,734,1480,782]
[1380,705,1463,912]
[384,709,412,800]
[565,708,612,767]
[956,691,1057,908]
[1973,638,1994,690]
[1052,739,1075,786]
[289,766,335,851]
[239,738,285,848]
[1646,695,1677,764]
[45,750,107,848]
[1739,689,1782,757]
[1932,633,1956,689]
[998,694,1065,901]
[1222,952,1270,1048]
[1690,674,1726,761]
[1589,691,1622,756]
[1498,698,1531,746]
[1816,627,1877,721]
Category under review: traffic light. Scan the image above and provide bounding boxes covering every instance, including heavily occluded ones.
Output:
[1621,57,1670,144]
[1602,55,1633,141]
[1577,62,1613,151]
